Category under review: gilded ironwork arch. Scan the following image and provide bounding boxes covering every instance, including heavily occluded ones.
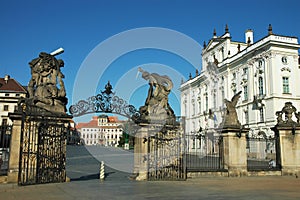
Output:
[69,81,140,119]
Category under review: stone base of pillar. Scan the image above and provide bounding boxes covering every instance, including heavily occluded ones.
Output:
[228,167,248,177]
[281,167,300,177]
[7,169,19,183]
[135,172,148,181]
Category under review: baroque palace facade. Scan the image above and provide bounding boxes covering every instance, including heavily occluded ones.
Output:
[76,115,123,146]
[180,24,300,139]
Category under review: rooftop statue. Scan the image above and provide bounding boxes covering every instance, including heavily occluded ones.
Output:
[27,49,68,113]
[223,91,242,127]
[134,67,176,125]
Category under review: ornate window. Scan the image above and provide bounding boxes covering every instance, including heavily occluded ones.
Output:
[244,110,249,124]
[282,77,289,93]
[1,119,7,125]
[259,108,264,122]
[3,105,9,111]
[258,77,264,96]
[205,94,208,112]
[198,97,201,114]
[281,56,288,65]
[221,76,224,83]
[232,72,236,80]
[213,93,217,109]
[243,85,248,101]
[243,67,248,75]
[259,60,263,67]
[221,88,225,103]
[192,100,195,116]
[233,88,237,95]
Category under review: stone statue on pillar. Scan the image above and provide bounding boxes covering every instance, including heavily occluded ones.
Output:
[134,67,176,125]
[223,91,242,128]
[27,49,68,113]
[276,102,300,126]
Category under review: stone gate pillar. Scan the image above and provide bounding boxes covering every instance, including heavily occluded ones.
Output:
[133,124,149,181]
[220,91,248,177]
[221,127,248,177]
[273,126,300,176]
[271,127,300,177]
[271,102,300,177]
[7,112,22,183]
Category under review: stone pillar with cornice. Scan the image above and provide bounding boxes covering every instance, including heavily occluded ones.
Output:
[271,102,300,177]
[221,126,248,177]
[133,124,149,181]
[221,91,248,176]
[7,112,22,183]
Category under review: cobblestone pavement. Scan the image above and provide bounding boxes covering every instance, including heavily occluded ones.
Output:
[1,176,300,200]
[1,146,299,200]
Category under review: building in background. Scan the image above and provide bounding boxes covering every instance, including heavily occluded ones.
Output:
[76,115,124,146]
[0,75,27,125]
[180,24,300,143]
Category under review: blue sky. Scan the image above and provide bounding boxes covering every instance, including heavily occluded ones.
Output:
[1,0,300,122]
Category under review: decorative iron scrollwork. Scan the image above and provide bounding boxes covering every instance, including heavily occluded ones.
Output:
[69,81,140,119]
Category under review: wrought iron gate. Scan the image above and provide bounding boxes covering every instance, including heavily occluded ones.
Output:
[246,134,280,171]
[185,134,224,172]
[18,104,69,185]
[147,127,186,181]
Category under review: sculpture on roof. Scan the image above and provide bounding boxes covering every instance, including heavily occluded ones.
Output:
[223,91,242,127]
[27,48,67,113]
[133,67,176,125]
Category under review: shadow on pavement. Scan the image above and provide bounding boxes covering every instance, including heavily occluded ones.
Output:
[66,145,131,182]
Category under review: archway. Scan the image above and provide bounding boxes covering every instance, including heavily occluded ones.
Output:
[69,77,186,181]
[68,81,140,181]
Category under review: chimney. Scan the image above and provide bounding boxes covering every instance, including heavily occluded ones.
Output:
[4,75,10,83]
[245,29,253,45]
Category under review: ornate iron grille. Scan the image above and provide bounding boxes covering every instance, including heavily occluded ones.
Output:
[18,103,69,185]
[147,127,186,181]
[185,134,224,172]
[69,81,140,120]
[246,134,280,171]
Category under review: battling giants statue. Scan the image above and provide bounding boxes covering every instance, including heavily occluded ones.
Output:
[27,48,68,113]
[134,67,176,125]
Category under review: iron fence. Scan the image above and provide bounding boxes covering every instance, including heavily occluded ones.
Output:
[246,136,280,171]
[0,125,12,175]
[185,133,224,172]
[147,128,186,181]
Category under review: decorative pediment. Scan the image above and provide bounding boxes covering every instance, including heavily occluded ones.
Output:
[204,38,226,52]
